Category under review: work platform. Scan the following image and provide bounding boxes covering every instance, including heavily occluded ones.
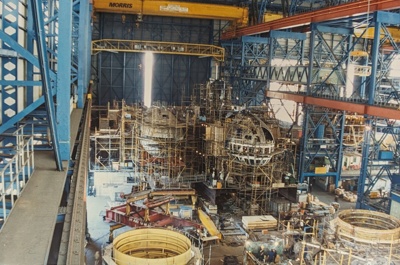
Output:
[0,109,82,265]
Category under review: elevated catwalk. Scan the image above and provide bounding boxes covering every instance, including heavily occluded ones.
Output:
[0,109,83,265]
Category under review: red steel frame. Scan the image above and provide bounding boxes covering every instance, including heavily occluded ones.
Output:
[222,0,400,40]
[105,203,203,229]
[266,91,400,120]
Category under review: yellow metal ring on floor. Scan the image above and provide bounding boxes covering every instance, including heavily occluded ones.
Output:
[113,228,192,265]
[335,209,400,243]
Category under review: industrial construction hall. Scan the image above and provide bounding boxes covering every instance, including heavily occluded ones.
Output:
[1,0,400,265]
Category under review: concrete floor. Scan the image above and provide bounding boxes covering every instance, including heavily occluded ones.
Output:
[85,195,112,265]
[310,185,356,210]
[0,109,83,265]
[85,185,356,265]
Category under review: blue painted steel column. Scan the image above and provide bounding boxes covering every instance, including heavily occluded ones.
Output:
[298,23,346,187]
[357,119,371,209]
[57,0,73,160]
[357,12,381,209]
[306,24,316,96]
[368,14,381,106]
[298,107,310,184]
[77,0,91,108]
[356,17,378,208]
[26,3,35,105]
[86,4,93,91]
[336,113,345,188]
[31,0,63,170]
[299,24,315,182]
[356,11,400,211]
[1,0,18,124]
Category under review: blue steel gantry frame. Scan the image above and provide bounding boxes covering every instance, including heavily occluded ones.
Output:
[222,8,400,211]
[356,11,400,213]
[298,107,345,186]
[0,0,92,168]
[298,23,353,186]
[221,30,306,106]
[222,36,270,106]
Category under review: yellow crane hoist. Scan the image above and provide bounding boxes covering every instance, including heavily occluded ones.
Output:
[93,0,249,27]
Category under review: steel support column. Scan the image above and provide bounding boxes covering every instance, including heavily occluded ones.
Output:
[298,23,349,186]
[31,0,63,170]
[1,0,19,125]
[357,120,400,212]
[26,3,35,105]
[298,107,345,186]
[241,36,270,106]
[221,39,242,104]
[357,11,400,212]
[222,36,270,106]
[77,0,92,108]
[55,0,73,162]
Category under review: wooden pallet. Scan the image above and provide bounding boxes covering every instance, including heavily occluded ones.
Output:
[242,215,277,230]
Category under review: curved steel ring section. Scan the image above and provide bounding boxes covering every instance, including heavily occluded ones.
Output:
[113,228,192,265]
[335,209,400,243]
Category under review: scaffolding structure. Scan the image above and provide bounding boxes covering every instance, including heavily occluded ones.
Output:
[90,79,297,213]
[90,101,205,185]
[299,209,400,265]
[195,80,297,215]
[300,237,400,265]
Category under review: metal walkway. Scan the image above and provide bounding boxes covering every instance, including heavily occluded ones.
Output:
[0,109,82,265]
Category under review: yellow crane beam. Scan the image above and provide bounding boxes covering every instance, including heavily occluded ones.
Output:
[198,209,222,239]
[93,0,248,27]
[92,39,225,61]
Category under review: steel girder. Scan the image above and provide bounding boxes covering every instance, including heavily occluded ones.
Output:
[222,0,400,40]
[302,11,400,212]
[289,0,353,15]
[268,31,306,88]
[92,39,225,62]
[298,106,345,186]
[253,0,351,21]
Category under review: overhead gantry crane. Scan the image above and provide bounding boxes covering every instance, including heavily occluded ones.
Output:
[92,39,225,61]
[92,0,248,61]
[93,0,249,27]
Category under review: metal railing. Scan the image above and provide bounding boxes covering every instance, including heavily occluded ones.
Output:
[0,125,35,229]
